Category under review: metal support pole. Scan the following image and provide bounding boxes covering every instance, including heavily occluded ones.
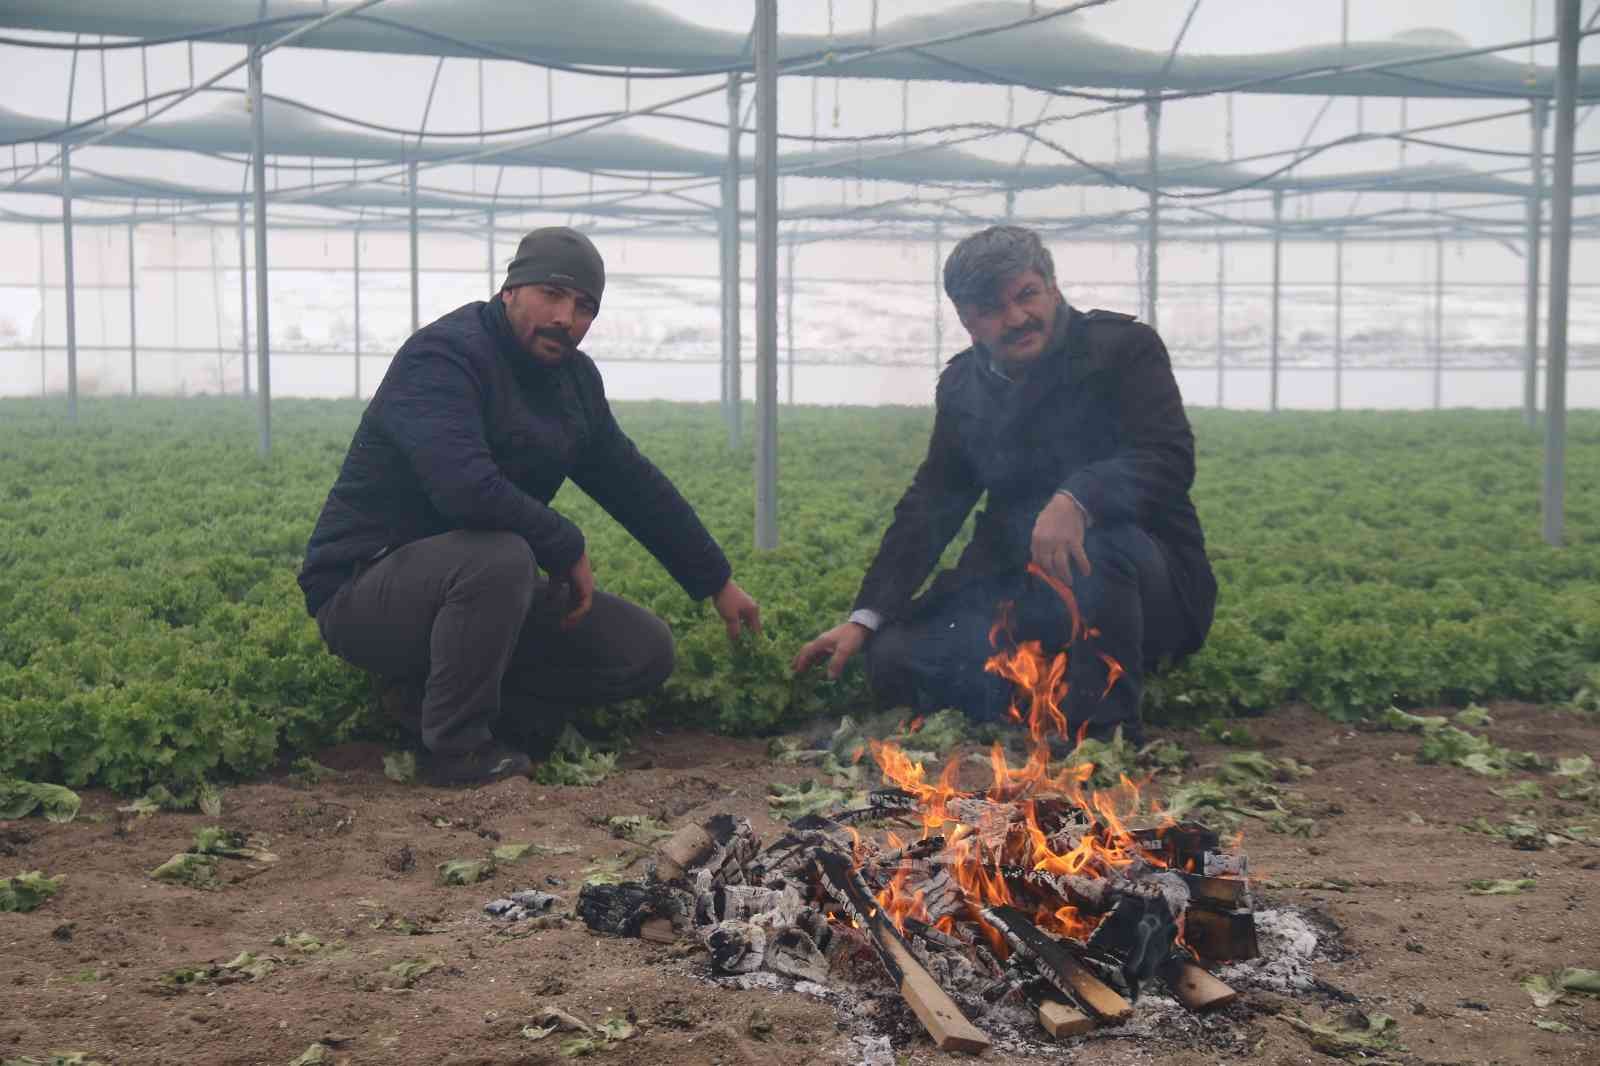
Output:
[1432,235,1444,410]
[722,72,742,448]
[209,226,226,392]
[62,148,78,421]
[408,159,420,333]
[127,221,138,397]
[933,221,944,374]
[753,0,778,551]
[1333,237,1344,411]
[237,200,250,398]
[1543,0,1579,547]
[486,204,496,296]
[37,223,47,397]
[1269,189,1283,412]
[249,45,271,455]
[353,227,362,399]
[785,238,795,406]
[1144,96,1161,330]
[1215,239,1225,408]
[1524,98,1547,428]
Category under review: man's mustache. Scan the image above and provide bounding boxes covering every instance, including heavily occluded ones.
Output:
[1002,322,1043,346]
[532,326,574,350]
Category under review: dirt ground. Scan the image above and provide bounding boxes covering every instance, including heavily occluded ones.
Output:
[2,704,1598,1066]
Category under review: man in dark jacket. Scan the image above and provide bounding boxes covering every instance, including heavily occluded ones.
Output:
[793,225,1214,746]
[300,227,760,786]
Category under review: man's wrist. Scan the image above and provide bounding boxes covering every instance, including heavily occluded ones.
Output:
[847,608,883,633]
[1054,488,1093,528]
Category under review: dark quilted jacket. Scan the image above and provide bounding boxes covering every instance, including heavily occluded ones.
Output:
[298,296,731,617]
[852,304,1216,656]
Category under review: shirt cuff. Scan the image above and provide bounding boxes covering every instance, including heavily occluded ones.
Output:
[1054,488,1094,528]
[847,608,883,632]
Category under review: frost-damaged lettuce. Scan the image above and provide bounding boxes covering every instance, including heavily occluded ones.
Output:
[0,780,81,823]
[0,869,64,912]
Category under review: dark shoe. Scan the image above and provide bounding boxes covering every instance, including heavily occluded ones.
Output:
[420,741,532,788]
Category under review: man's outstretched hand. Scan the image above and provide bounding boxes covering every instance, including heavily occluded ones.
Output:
[712,579,762,642]
[1031,492,1092,589]
[792,621,870,679]
[559,551,596,630]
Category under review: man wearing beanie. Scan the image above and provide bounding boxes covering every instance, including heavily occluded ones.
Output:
[299,227,761,787]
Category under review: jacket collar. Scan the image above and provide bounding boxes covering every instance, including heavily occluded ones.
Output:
[484,293,562,390]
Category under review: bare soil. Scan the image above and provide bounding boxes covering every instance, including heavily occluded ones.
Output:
[3,703,1598,1066]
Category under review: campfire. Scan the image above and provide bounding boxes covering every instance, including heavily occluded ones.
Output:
[579,582,1256,1053]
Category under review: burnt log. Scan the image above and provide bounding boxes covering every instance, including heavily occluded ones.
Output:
[1179,871,1251,910]
[813,849,991,1054]
[654,814,757,885]
[1085,888,1179,999]
[577,880,693,938]
[981,905,1133,1023]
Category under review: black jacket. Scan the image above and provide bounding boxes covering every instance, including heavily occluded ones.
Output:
[852,304,1216,655]
[298,296,731,617]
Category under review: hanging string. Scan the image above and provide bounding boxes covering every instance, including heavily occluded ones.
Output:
[1224,94,1234,160]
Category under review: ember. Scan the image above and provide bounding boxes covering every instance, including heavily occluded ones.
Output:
[578,589,1258,1053]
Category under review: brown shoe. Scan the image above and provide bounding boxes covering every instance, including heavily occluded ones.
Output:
[419,741,532,788]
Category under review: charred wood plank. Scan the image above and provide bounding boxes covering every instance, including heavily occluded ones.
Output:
[813,849,991,1054]
[982,905,1132,1024]
[1181,906,1259,963]
[1179,871,1251,910]
[1159,956,1239,1011]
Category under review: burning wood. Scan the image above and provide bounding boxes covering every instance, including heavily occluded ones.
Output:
[578,625,1258,1049]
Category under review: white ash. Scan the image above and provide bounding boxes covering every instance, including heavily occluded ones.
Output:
[1219,906,1320,993]
[847,1034,895,1066]
[483,889,563,921]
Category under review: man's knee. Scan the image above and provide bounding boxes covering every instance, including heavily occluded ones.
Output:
[450,531,538,600]
[864,625,917,704]
[1082,525,1149,583]
[621,610,676,696]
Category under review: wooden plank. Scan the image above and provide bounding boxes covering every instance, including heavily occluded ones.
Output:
[654,822,712,882]
[1037,999,1095,1038]
[1181,905,1259,963]
[814,849,991,1055]
[637,918,678,944]
[983,906,1133,1024]
[1178,871,1251,909]
[1161,958,1239,1012]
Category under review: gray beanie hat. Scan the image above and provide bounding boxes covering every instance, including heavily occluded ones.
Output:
[503,226,606,305]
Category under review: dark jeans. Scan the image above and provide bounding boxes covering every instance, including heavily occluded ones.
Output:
[315,530,674,755]
[864,525,1192,742]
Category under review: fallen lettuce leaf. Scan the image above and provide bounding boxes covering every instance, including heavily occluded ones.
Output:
[381,957,443,988]
[1378,707,1447,733]
[1522,974,1563,1008]
[557,1037,601,1058]
[1555,755,1595,778]
[437,859,495,886]
[521,1023,559,1041]
[535,727,617,787]
[606,815,672,845]
[383,751,417,784]
[271,932,324,954]
[1557,967,1600,996]
[596,1015,636,1041]
[0,780,81,824]
[287,1043,329,1065]
[1490,781,1542,802]
[197,781,224,818]
[150,852,220,889]
[1466,878,1536,895]
[0,870,64,912]
[1281,1011,1403,1057]
[766,778,850,819]
[1139,739,1190,771]
[1454,705,1494,728]
[1533,1018,1573,1033]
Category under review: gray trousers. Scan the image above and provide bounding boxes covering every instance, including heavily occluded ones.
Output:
[315,530,675,755]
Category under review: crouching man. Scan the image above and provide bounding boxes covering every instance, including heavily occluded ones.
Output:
[299,227,760,786]
[793,225,1215,746]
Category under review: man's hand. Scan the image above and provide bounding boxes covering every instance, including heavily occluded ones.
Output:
[560,552,595,630]
[792,622,871,679]
[1031,493,1092,588]
[712,579,762,642]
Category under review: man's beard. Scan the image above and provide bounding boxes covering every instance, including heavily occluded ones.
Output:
[529,326,575,362]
